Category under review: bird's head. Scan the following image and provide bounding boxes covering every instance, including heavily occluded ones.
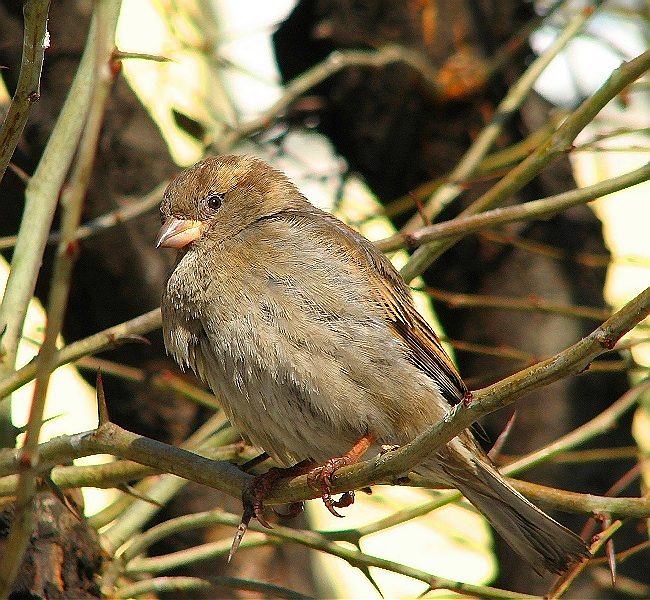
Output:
[156,154,306,249]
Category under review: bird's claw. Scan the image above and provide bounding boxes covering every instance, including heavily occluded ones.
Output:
[248,484,272,529]
[309,456,356,518]
[245,467,285,529]
[230,464,311,561]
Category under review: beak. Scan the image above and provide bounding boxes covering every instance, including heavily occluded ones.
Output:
[156,217,204,248]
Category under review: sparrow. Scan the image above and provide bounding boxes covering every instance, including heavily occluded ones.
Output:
[157,154,589,573]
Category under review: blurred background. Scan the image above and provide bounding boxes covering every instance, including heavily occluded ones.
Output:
[0,0,648,597]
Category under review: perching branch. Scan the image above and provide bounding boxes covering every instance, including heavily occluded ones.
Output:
[0,288,647,516]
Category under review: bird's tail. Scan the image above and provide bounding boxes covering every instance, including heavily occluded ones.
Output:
[421,445,590,574]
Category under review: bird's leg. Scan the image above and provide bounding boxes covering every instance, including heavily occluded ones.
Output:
[308,432,377,517]
[231,434,375,559]
[247,460,316,527]
[229,459,316,561]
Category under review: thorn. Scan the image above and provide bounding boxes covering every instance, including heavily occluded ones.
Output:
[488,411,517,461]
[96,369,109,425]
[606,536,616,586]
[14,412,63,434]
[600,514,616,586]
[41,472,83,521]
[117,484,164,506]
[410,191,430,226]
[229,504,254,562]
[358,563,384,598]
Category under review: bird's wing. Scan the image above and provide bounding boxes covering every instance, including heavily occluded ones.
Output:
[367,249,467,406]
[317,211,468,406]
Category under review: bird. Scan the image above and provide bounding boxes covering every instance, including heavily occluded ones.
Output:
[157,154,589,573]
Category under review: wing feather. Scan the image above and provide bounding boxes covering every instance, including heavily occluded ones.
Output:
[296,209,468,406]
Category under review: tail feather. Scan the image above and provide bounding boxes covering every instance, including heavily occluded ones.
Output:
[449,459,589,574]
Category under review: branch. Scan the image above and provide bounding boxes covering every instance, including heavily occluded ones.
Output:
[401,48,650,281]
[0,0,50,183]
[0,2,97,385]
[0,1,122,594]
[0,290,646,523]
[376,161,650,252]
[398,6,596,250]
[221,45,444,149]
[0,308,162,399]
[343,380,647,539]
[118,510,536,600]
[261,286,649,504]
[114,576,312,600]
[510,480,650,518]
[0,181,167,250]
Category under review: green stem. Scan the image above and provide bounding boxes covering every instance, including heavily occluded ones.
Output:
[402,48,650,282]
[377,161,650,252]
[0,3,121,593]
[114,576,311,600]
[0,0,50,183]
[120,510,536,599]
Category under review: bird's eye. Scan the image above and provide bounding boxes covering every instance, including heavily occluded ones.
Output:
[206,193,224,211]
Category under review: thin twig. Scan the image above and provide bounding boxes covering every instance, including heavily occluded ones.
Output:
[380,159,650,255]
[0,309,162,400]
[399,6,596,240]
[0,0,50,183]
[383,117,562,219]
[0,6,97,399]
[549,520,623,598]
[222,44,445,148]
[114,575,312,600]
[75,356,220,410]
[401,48,650,281]
[509,480,649,518]
[119,510,536,600]
[0,2,121,594]
[0,181,167,250]
[479,230,612,268]
[424,287,613,321]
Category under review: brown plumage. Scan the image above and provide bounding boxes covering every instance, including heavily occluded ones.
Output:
[158,154,589,573]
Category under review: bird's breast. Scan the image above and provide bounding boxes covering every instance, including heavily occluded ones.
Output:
[162,236,449,464]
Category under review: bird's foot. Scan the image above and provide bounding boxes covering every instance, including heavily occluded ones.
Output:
[229,461,313,561]
[308,432,377,518]
[308,457,357,517]
[246,466,285,529]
